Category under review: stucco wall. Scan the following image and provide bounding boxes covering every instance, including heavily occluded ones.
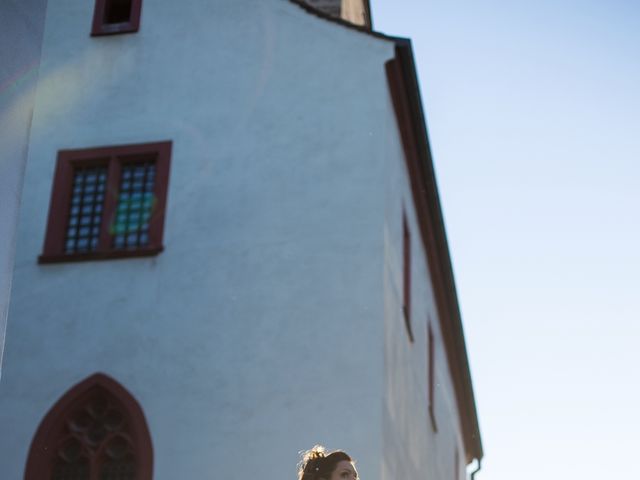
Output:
[382,100,467,478]
[0,0,397,479]
[0,0,48,376]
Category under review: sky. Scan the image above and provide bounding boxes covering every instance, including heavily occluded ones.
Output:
[1,1,638,478]
[371,1,640,479]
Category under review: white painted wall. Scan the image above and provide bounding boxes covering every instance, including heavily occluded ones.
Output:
[0,0,48,376]
[381,101,468,479]
[0,1,474,479]
[0,0,396,478]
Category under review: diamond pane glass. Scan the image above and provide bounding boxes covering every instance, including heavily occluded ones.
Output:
[112,161,156,249]
[65,166,108,254]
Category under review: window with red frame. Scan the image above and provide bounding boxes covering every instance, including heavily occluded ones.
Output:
[428,322,437,431]
[39,141,171,263]
[403,211,414,342]
[25,373,152,480]
[91,0,143,36]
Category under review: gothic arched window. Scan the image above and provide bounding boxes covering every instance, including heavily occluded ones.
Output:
[25,373,153,480]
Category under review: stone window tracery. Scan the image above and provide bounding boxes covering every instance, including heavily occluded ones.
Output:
[25,374,152,480]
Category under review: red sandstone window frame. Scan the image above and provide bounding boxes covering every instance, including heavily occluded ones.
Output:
[24,373,153,480]
[428,322,438,432]
[402,211,414,342]
[91,0,143,36]
[39,141,172,264]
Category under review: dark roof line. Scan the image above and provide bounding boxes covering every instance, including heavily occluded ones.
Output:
[288,0,404,43]
[363,0,373,29]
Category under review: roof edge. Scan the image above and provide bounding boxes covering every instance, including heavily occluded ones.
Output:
[387,41,484,462]
[288,0,399,42]
[363,0,373,29]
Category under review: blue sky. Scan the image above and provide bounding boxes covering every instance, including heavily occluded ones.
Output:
[371,1,640,478]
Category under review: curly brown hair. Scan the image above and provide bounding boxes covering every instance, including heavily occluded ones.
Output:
[298,445,353,480]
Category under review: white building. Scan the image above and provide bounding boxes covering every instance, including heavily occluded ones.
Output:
[0,1,483,479]
[0,0,49,375]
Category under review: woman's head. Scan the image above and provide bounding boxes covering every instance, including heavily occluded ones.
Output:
[298,445,358,480]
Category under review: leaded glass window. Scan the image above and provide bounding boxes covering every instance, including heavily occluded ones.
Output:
[112,161,156,250]
[65,166,108,254]
[40,141,171,263]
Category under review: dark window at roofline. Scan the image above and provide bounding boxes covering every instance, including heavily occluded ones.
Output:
[91,0,142,36]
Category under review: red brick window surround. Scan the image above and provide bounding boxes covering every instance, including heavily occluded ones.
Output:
[403,211,414,342]
[39,141,172,264]
[91,0,143,36]
[25,373,152,480]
